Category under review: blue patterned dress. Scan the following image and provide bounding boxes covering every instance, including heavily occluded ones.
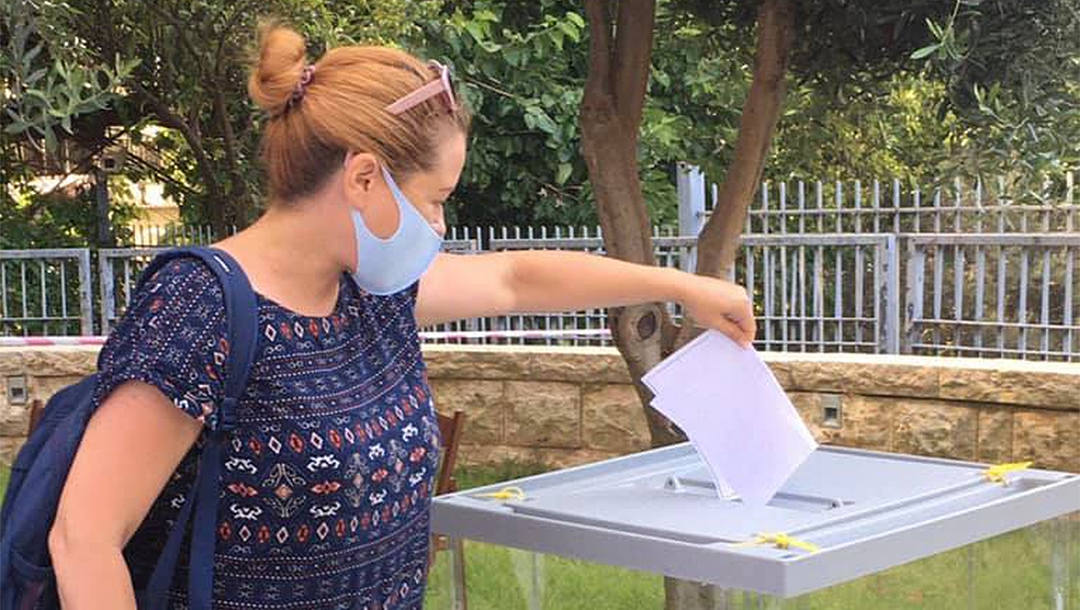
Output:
[93,257,442,609]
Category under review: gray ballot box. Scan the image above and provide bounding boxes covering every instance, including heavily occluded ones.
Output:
[430,443,1079,609]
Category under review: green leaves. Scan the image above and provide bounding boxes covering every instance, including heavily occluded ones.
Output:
[556,163,573,185]
[524,106,559,135]
[2,0,136,152]
[908,0,1080,179]
[910,44,940,60]
[4,0,442,233]
[4,0,1072,237]
[419,1,596,226]
[557,19,581,43]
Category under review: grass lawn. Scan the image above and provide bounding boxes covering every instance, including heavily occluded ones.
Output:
[427,462,1080,610]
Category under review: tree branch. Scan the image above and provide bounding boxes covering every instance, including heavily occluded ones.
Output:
[583,0,614,101]
[123,148,200,198]
[211,85,238,185]
[612,0,657,136]
[209,6,243,202]
[128,79,222,202]
[146,1,204,81]
[581,0,658,269]
[698,0,795,274]
[671,0,796,352]
[214,0,258,75]
[96,0,119,61]
[40,128,131,198]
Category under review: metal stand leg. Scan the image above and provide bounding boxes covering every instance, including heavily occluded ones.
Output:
[666,579,727,609]
[1050,516,1072,610]
[967,544,977,610]
[510,549,545,610]
[530,552,543,610]
[722,588,735,610]
[447,536,468,610]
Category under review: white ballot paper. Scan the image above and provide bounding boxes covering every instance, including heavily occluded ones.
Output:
[642,330,817,505]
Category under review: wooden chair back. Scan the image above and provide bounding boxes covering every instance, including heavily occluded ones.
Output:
[435,410,467,495]
[28,399,45,436]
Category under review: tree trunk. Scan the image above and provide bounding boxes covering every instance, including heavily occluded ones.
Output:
[672,0,796,353]
[211,73,252,233]
[665,581,731,610]
[93,168,115,248]
[580,0,683,448]
[581,1,798,607]
[581,107,682,446]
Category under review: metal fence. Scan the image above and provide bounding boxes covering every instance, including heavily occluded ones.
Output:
[7,232,1074,360]
[125,171,1077,247]
[98,247,171,332]
[470,232,904,354]
[95,239,481,333]
[3,173,1077,360]
[472,230,690,346]
[740,234,901,354]
[905,234,1078,359]
[0,249,93,336]
[680,167,1077,236]
[129,223,236,247]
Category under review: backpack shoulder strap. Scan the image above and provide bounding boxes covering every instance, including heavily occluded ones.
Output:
[135,246,258,425]
[139,246,258,610]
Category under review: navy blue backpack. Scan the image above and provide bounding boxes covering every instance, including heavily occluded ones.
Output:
[1,247,258,610]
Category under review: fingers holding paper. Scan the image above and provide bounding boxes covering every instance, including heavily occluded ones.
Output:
[679,275,757,347]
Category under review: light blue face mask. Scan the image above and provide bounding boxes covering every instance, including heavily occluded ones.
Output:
[350,166,444,295]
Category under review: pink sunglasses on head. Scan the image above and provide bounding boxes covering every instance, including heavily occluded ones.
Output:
[386,60,458,115]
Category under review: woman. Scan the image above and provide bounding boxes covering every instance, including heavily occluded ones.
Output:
[47,24,755,609]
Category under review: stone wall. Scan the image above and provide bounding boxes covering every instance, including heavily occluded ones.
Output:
[2,345,1077,472]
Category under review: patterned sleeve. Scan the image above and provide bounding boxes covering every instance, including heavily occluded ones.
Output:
[94,257,229,430]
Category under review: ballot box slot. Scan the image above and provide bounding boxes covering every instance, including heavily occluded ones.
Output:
[663,475,847,512]
[508,502,739,546]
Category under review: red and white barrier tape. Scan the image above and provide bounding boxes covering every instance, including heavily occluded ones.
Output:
[0,329,613,347]
[421,329,612,341]
[0,336,108,346]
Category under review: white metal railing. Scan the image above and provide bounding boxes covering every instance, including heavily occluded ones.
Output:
[3,167,1077,361]
[0,249,92,336]
[905,234,1079,360]
[682,169,1078,236]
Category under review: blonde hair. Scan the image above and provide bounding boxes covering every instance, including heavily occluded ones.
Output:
[248,23,471,202]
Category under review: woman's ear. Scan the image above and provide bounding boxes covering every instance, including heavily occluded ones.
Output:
[343,152,381,201]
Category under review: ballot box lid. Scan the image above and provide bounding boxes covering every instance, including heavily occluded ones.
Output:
[431,443,1080,597]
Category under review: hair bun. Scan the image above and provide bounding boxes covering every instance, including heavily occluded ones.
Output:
[249,22,308,116]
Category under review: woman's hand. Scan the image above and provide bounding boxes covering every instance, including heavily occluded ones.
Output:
[677,274,757,347]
